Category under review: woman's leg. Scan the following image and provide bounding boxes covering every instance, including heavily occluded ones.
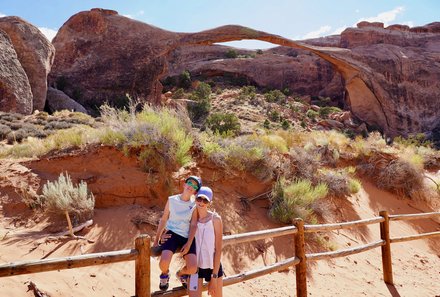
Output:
[214,277,223,297]
[180,253,198,275]
[188,278,203,297]
[159,250,173,274]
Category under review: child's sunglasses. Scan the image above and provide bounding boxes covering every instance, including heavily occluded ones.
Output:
[186,181,199,191]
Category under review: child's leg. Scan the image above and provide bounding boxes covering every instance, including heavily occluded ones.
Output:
[159,250,174,274]
[179,253,197,275]
[214,277,223,297]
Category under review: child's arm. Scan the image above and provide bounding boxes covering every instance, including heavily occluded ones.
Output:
[153,201,170,247]
[180,209,198,254]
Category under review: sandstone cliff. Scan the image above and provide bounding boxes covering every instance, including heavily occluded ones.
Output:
[0,16,55,113]
[48,9,439,139]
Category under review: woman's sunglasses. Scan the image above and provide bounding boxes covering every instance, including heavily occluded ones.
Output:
[185,181,199,191]
[196,196,210,204]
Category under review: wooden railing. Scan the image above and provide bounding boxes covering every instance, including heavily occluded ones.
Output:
[0,210,439,297]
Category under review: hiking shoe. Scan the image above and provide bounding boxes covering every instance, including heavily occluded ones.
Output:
[159,273,170,291]
[176,271,189,289]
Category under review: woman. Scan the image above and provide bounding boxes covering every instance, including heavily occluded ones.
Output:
[190,186,224,297]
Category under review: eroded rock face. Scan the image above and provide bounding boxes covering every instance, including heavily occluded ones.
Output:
[0,16,55,112]
[49,8,178,111]
[0,29,33,114]
[166,45,344,102]
[49,9,440,138]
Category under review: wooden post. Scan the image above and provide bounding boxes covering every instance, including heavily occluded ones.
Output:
[135,235,151,297]
[379,211,393,285]
[293,218,307,297]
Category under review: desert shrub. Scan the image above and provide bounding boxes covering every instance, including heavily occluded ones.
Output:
[99,129,127,146]
[206,113,241,136]
[40,172,94,235]
[225,49,238,58]
[240,86,256,100]
[6,130,25,144]
[263,119,270,129]
[100,104,193,168]
[290,147,320,181]
[394,133,432,148]
[376,159,424,198]
[201,133,272,179]
[0,124,11,140]
[264,90,286,103]
[269,110,280,122]
[256,49,263,54]
[9,122,23,130]
[44,121,73,130]
[0,112,23,122]
[178,70,192,89]
[269,178,328,224]
[281,119,290,130]
[172,88,186,99]
[188,82,212,122]
[260,135,288,154]
[319,106,342,118]
[306,109,319,120]
[319,169,361,197]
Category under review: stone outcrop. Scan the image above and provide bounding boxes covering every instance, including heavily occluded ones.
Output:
[46,87,88,114]
[166,45,344,102]
[0,29,33,114]
[49,9,440,138]
[0,16,55,112]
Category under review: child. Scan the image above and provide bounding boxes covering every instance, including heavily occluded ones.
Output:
[190,186,223,297]
[153,176,201,291]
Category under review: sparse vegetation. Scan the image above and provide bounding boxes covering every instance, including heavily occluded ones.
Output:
[264,90,286,103]
[40,172,94,236]
[188,82,212,123]
[206,113,241,136]
[225,49,238,59]
[269,178,328,224]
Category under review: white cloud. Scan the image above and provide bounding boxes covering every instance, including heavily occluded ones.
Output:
[0,11,6,17]
[355,9,360,13]
[358,6,405,26]
[38,27,58,42]
[123,10,144,20]
[123,14,134,19]
[332,25,348,35]
[401,21,414,27]
[303,25,332,39]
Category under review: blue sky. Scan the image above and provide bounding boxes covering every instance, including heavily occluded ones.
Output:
[0,0,438,48]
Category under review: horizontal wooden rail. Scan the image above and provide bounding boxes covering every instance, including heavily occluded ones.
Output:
[306,240,384,261]
[151,256,300,296]
[389,212,440,221]
[390,231,440,244]
[304,217,384,233]
[223,225,297,247]
[0,249,137,277]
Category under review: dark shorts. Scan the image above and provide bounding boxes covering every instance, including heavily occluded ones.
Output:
[160,230,196,255]
[198,264,224,282]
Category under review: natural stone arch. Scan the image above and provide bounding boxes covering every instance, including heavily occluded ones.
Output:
[174,25,389,135]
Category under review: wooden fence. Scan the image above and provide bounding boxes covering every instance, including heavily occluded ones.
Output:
[0,211,439,297]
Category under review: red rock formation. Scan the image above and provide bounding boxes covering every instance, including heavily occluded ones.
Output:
[50,9,440,139]
[0,16,55,112]
[0,29,33,114]
[166,45,344,102]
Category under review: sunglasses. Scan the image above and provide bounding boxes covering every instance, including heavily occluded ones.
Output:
[185,181,199,191]
[196,196,210,204]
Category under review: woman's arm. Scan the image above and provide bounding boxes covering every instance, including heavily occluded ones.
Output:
[212,214,223,276]
[153,200,170,246]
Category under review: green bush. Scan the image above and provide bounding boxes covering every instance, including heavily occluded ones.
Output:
[172,88,185,99]
[239,86,256,100]
[188,82,212,122]
[206,113,241,136]
[178,70,192,89]
[225,49,238,59]
[306,109,319,120]
[264,90,286,103]
[281,119,290,130]
[269,110,280,122]
[0,124,12,140]
[319,106,342,118]
[256,49,263,55]
[269,178,328,224]
[263,119,270,129]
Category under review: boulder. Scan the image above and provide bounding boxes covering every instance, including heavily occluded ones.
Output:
[0,16,55,112]
[46,87,88,114]
[0,29,33,114]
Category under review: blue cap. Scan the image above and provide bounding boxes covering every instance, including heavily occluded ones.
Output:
[197,186,213,202]
[185,176,202,192]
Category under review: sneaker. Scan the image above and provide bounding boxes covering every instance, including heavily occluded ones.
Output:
[176,271,189,289]
[159,273,170,291]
